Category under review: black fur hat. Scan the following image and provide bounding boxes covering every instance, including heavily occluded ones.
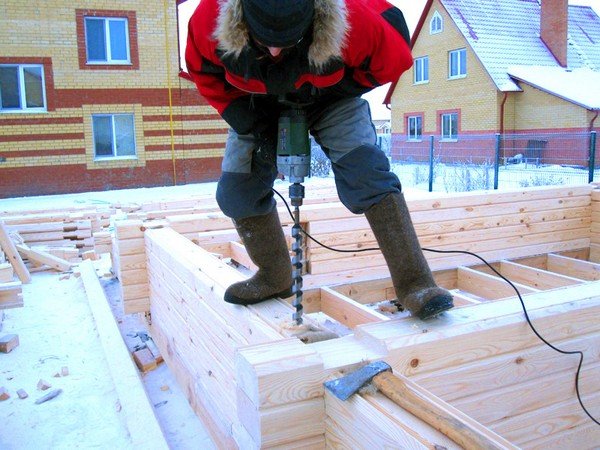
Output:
[241,0,314,47]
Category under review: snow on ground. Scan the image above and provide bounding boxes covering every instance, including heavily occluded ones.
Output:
[0,271,133,450]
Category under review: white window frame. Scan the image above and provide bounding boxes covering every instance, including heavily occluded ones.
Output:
[430,11,443,34]
[413,56,429,84]
[0,64,47,113]
[84,17,131,65]
[448,48,467,79]
[407,116,423,141]
[92,113,137,159]
[441,113,458,141]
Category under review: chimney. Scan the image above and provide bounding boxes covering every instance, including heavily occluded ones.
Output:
[540,0,569,67]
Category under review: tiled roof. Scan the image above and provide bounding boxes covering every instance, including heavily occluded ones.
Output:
[441,0,600,91]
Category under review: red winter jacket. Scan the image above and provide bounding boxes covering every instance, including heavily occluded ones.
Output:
[185,0,413,134]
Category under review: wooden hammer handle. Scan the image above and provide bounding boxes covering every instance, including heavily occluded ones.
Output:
[372,371,517,450]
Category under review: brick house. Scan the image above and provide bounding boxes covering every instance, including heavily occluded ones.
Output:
[385,0,600,167]
[0,0,227,198]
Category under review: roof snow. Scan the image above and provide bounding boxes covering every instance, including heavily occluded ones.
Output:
[440,0,600,92]
[507,66,600,110]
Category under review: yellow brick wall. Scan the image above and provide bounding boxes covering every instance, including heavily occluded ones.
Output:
[391,0,500,136]
[1,0,181,89]
[0,0,228,193]
[512,84,589,130]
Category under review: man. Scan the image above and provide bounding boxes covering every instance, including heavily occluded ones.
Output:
[186,0,454,320]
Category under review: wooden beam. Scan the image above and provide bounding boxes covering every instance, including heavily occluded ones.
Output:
[320,287,389,328]
[78,260,169,449]
[16,244,72,272]
[457,266,539,300]
[0,221,31,284]
[546,253,600,281]
[414,332,600,404]
[229,241,258,271]
[325,390,434,449]
[372,371,518,449]
[499,260,584,290]
[354,281,600,375]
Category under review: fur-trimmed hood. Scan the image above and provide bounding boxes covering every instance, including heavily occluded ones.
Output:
[213,0,348,70]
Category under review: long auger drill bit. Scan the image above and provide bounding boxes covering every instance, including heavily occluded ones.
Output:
[290,183,304,325]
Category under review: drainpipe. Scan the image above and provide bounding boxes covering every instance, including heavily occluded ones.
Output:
[500,92,508,160]
[590,110,599,183]
[164,0,178,186]
[590,110,599,133]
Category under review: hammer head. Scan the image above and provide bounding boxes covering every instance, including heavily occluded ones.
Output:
[324,361,392,401]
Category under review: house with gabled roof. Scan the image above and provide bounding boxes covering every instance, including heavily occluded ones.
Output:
[385,0,600,167]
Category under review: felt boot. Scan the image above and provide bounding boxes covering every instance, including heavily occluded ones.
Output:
[224,210,293,305]
[365,193,454,319]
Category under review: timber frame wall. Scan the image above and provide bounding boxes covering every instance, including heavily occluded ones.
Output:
[112,184,600,448]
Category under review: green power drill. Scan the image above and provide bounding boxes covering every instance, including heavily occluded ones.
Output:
[276,105,311,325]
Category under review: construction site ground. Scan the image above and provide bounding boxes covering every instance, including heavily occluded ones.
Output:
[0,182,225,449]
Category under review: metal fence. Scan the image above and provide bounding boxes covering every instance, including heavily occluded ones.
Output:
[389,131,598,192]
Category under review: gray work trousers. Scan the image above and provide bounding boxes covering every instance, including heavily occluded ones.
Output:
[216,97,401,219]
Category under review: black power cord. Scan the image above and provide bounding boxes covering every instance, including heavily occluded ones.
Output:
[273,187,600,426]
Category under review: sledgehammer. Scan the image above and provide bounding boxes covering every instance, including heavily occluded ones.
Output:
[324,361,516,450]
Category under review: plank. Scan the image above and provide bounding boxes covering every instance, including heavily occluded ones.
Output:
[78,261,168,449]
[450,360,600,426]
[499,259,584,289]
[149,317,239,449]
[237,391,325,447]
[310,215,590,257]
[303,238,590,295]
[353,282,600,375]
[16,244,72,272]
[0,221,31,283]
[325,390,442,450]
[457,266,539,299]
[526,421,600,450]
[371,371,517,449]
[229,241,258,271]
[309,226,591,275]
[414,332,600,403]
[0,263,14,283]
[145,227,285,344]
[235,338,325,409]
[320,287,389,328]
[491,390,600,446]
[547,253,600,281]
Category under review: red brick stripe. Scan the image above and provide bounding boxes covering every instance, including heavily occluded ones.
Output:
[0,133,84,142]
[142,114,222,122]
[0,148,86,158]
[56,88,207,108]
[0,117,83,126]
[143,128,228,137]
[145,143,222,151]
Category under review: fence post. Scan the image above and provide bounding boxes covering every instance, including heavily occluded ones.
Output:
[428,135,435,192]
[494,133,501,190]
[590,131,597,184]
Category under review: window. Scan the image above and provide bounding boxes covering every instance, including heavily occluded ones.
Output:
[92,114,136,158]
[430,11,443,34]
[449,49,467,78]
[414,57,429,84]
[441,113,458,140]
[0,64,46,112]
[84,17,130,64]
[407,116,422,141]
